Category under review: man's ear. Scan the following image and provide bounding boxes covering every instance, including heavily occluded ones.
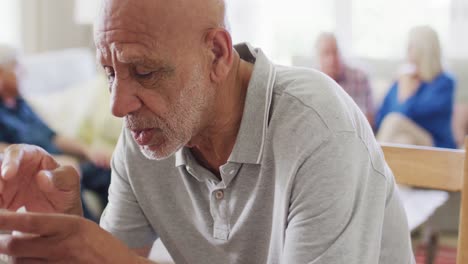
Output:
[205,29,233,83]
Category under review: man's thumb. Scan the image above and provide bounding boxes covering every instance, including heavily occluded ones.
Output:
[36,166,80,193]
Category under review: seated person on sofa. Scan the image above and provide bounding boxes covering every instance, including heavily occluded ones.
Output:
[375,26,456,149]
[0,44,110,220]
[316,32,375,124]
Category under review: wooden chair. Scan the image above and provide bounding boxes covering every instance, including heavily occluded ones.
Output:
[381,139,468,264]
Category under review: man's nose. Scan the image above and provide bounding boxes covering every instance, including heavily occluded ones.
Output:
[110,78,142,118]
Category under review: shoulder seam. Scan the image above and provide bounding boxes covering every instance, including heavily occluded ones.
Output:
[275,90,332,132]
[336,131,388,181]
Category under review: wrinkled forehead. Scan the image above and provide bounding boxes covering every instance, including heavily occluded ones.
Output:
[94,1,167,41]
[94,0,203,36]
[94,0,226,65]
[95,0,224,39]
[95,1,195,53]
[94,1,176,62]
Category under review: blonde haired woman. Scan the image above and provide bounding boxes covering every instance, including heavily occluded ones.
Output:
[375,25,456,148]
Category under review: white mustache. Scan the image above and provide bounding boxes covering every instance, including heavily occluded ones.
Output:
[125,114,167,131]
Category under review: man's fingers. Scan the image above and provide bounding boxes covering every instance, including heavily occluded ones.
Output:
[36,166,80,193]
[0,235,54,259]
[1,145,59,182]
[50,166,80,191]
[1,146,23,180]
[0,212,80,236]
[11,258,47,264]
[0,153,4,192]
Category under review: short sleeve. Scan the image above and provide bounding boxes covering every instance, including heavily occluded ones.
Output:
[281,132,413,263]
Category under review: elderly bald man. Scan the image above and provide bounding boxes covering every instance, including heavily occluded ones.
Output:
[0,0,414,263]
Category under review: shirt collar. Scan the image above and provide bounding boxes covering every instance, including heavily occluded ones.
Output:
[175,43,276,167]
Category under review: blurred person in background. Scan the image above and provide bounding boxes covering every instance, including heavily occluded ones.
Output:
[316,32,375,124]
[375,26,456,148]
[0,44,110,220]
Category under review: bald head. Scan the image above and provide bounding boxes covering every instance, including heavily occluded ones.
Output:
[316,32,343,81]
[95,0,226,40]
[94,0,230,68]
[316,33,338,50]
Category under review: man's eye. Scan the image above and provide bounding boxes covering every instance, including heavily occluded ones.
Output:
[137,72,153,78]
[107,74,115,83]
[135,69,154,79]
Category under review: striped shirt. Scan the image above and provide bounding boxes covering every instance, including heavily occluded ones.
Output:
[337,64,374,116]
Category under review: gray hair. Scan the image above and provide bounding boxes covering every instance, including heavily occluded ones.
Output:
[407,26,443,81]
[0,44,17,67]
[315,32,337,48]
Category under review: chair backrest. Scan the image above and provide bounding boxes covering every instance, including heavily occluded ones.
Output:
[381,139,468,264]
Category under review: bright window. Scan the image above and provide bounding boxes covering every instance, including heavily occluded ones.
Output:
[352,0,451,59]
[0,0,21,48]
[228,0,335,64]
[228,0,463,63]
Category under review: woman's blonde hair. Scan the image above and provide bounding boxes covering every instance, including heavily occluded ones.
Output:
[407,25,443,81]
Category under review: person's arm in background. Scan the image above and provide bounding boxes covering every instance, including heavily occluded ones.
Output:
[53,134,111,169]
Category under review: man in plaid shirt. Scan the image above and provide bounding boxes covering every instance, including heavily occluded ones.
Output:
[316,33,375,125]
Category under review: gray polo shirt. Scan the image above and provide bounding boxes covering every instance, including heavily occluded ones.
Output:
[101,43,415,264]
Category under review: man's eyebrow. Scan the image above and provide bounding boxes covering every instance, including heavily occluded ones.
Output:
[124,56,163,67]
[126,56,176,75]
[95,46,163,67]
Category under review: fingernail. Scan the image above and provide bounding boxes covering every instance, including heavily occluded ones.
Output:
[43,170,53,180]
[0,165,9,179]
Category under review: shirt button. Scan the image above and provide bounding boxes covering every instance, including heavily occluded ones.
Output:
[229,169,236,175]
[215,190,224,200]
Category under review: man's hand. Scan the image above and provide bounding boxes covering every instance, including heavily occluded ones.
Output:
[0,144,83,216]
[397,63,421,102]
[0,212,146,263]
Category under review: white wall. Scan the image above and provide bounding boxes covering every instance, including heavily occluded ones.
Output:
[450,0,468,58]
[20,0,93,54]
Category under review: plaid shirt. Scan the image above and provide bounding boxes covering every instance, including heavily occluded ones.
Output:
[336,65,374,116]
